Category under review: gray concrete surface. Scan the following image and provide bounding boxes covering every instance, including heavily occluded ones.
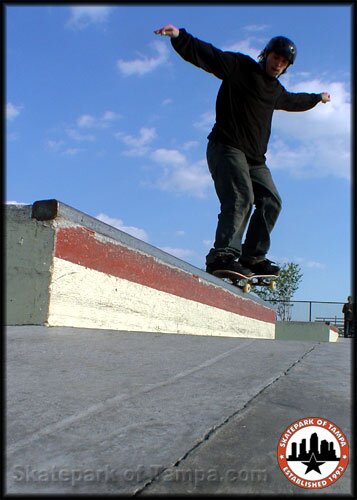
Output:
[6,326,353,495]
[5,204,54,325]
[275,321,338,342]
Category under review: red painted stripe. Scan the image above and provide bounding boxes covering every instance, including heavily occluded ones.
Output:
[54,227,275,323]
[329,325,339,333]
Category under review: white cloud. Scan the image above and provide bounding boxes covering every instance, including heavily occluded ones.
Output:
[115,131,211,197]
[276,79,350,138]
[268,79,351,180]
[193,111,215,132]
[223,38,261,60]
[77,111,121,129]
[243,24,270,33]
[150,148,186,167]
[182,140,199,150]
[77,114,96,128]
[299,259,325,270]
[5,200,29,205]
[150,149,211,198]
[267,138,350,180]
[62,148,83,156]
[46,139,65,152]
[117,41,169,76]
[116,127,157,156]
[159,246,196,260]
[66,6,111,30]
[46,109,121,156]
[6,102,23,121]
[66,128,96,142]
[46,139,83,156]
[95,213,149,242]
[272,255,325,270]
[102,110,121,123]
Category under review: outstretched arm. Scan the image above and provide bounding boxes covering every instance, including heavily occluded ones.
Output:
[276,88,331,111]
[154,24,237,80]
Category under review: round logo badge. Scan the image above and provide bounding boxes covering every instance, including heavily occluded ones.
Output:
[277,417,349,489]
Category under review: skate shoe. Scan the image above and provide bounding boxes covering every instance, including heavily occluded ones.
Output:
[239,258,280,276]
[206,255,253,277]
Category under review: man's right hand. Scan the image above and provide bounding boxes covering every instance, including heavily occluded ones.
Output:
[154,24,180,38]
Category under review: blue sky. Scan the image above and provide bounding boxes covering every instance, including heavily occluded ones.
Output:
[6,4,352,303]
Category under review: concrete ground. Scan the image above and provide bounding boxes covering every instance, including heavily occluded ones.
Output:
[6,326,353,495]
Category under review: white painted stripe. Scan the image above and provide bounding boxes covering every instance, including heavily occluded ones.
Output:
[329,328,339,342]
[48,258,275,339]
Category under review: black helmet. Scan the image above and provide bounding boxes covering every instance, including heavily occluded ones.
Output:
[264,36,297,65]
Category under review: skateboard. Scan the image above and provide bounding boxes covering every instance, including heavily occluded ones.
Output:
[212,269,278,293]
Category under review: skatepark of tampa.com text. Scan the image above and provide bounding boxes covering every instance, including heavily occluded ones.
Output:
[12,464,269,487]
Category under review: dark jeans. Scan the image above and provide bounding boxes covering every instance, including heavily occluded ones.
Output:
[206,140,282,264]
[344,320,353,337]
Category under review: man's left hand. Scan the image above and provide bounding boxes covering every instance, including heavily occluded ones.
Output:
[321,92,331,103]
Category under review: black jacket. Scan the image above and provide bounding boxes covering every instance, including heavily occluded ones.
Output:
[171,29,322,163]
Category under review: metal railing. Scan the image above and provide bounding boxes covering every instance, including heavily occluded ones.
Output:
[265,300,345,323]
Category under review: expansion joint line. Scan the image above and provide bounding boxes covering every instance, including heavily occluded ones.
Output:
[134,342,320,495]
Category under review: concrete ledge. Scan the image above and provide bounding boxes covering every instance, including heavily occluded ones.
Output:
[5,200,276,339]
[275,321,339,342]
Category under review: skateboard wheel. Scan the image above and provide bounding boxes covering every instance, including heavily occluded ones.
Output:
[243,283,251,293]
[269,281,276,290]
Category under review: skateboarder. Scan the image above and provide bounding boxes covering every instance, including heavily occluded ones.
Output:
[154,25,331,277]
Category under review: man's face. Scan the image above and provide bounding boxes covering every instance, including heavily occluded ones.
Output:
[265,51,289,77]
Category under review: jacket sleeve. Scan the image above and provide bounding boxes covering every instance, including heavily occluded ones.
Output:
[275,86,322,112]
[171,28,237,80]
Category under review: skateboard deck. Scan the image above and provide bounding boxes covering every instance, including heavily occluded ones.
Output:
[212,269,278,293]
